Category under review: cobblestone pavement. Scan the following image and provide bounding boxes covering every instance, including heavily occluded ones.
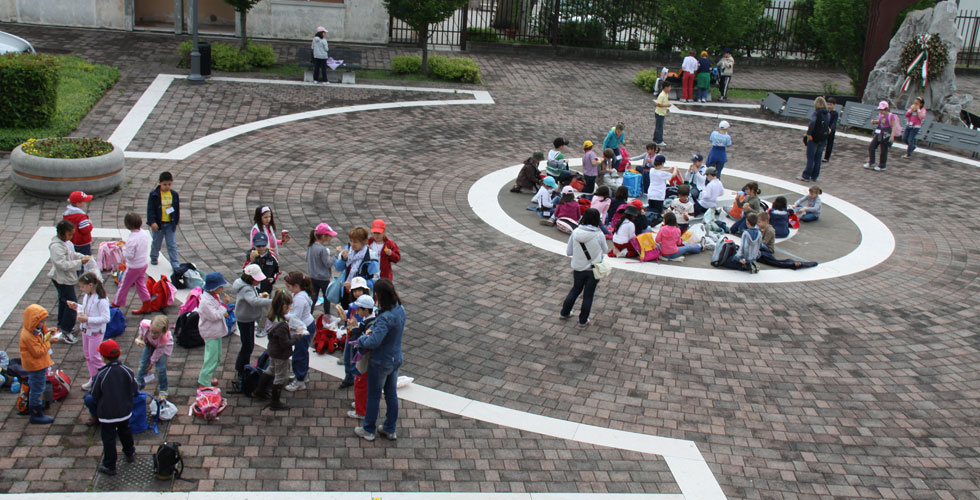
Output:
[1,23,980,500]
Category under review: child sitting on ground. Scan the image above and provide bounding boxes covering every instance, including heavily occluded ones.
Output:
[791,186,822,222]
[768,196,790,238]
[134,315,172,400]
[606,186,630,225]
[610,205,640,258]
[590,186,612,222]
[736,213,762,274]
[666,184,695,233]
[511,152,545,193]
[85,339,138,475]
[631,143,658,194]
[656,212,702,262]
[546,138,569,179]
[544,186,581,226]
[756,212,818,269]
[729,182,761,236]
[530,176,558,218]
[685,154,706,200]
[345,294,377,421]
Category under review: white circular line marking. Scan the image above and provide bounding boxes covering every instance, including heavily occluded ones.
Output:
[469,160,895,283]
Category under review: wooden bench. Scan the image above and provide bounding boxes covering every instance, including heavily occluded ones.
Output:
[297,47,314,82]
[328,48,363,84]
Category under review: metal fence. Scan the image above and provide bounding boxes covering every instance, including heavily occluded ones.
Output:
[390,1,980,66]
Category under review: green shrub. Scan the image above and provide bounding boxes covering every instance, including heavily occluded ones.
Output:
[0,56,119,151]
[0,53,60,128]
[245,43,276,68]
[176,41,276,71]
[466,27,499,42]
[557,19,607,47]
[633,69,660,93]
[20,137,113,159]
[427,56,481,83]
[391,54,422,74]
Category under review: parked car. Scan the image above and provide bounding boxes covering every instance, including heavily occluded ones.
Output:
[0,31,35,54]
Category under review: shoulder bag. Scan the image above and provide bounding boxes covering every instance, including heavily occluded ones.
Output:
[579,238,612,280]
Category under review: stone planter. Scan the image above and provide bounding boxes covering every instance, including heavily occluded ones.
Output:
[10,143,125,198]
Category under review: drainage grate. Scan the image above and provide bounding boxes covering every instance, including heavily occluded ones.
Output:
[92,455,175,492]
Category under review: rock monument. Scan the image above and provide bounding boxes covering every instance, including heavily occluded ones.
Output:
[863,1,971,125]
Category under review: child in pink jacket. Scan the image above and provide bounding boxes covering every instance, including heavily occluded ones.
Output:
[115,213,152,314]
[135,315,173,399]
[655,213,701,262]
[197,273,229,388]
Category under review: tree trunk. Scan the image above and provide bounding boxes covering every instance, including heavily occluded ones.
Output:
[239,10,248,49]
[420,24,429,75]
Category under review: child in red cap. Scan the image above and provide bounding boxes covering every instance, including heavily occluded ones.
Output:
[368,219,400,281]
[84,339,138,476]
[63,191,94,257]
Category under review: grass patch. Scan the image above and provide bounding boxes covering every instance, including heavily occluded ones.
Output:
[0,56,119,151]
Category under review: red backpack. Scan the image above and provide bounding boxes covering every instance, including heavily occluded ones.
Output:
[190,387,227,422]
[312,314,344,354]
[47,369,71,400]
[145,275,176,313]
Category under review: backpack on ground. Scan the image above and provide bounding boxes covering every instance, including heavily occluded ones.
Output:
[145,275,176,313]
[130,391,150,434]
[47,369,71,401]
[622,171,643,197]
[103,307,127,339]
[237,364,263,397]
[173,311,204,348]
[171,262,202,290]
[312,314,342,355]
[711,239,739,267]
[555,217,578,234]
[629,232,660,262]
[153,441,183,480]
[16,380,52,414]
[190,386,227,422]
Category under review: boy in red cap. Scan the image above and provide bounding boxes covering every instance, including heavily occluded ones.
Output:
[63,191,94,257]
[368,219,400,281]
[84,339,138,476]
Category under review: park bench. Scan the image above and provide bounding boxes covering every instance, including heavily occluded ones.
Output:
[781,97,814,120]
[297,47,314,82]
[328,48,363,84]
[920,120,980,158]
[760,92,785,116]
[839,100,877,130]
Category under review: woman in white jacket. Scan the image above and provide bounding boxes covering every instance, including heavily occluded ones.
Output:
[560,209,608,328]
[312,27,329,84]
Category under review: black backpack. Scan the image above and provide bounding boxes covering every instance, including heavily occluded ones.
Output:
[153,441,183,480]
[240,364,263,397]
[711,240,739,268]
[170,262,197,289]
[811,110,829,142]
[174,311,204,348]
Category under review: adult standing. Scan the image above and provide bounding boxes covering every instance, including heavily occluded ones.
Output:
[800,97,830,182]
[864,100,900,172]
[653,82,671,147]
[354,279,405,442]
[559,209,608,328]
[680,50,698,103]
[311,27,329,84]
[718,49,734,101]
[696,51,712,102]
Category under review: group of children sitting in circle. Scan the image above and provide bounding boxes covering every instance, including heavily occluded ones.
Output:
[512,132,823,272]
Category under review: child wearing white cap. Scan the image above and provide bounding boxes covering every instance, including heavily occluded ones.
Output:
[705,121,732,178]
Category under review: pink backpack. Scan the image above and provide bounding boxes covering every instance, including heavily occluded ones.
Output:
[189,387,227,422]
[97,241,124,272]
[179,287,203,315]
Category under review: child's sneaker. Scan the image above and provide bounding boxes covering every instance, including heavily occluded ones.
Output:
[158,390,168,400]
[81,380,92,391]
[354,426,375,441]
[863,162,873,169]
[61,330,78,344]
[285,380,306,392]
[665,256,685,262]
[750,262,759,274]
[873,166,886,172]
[347,410,364,419]
[539,218,556,226]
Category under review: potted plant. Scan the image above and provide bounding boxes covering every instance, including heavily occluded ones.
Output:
[11,137,125,198]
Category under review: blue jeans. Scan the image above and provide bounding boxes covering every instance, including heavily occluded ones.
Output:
[802,140,826,180]
[800,213,819,222]
[136,346,168,392]
[902,126,919,155]
[663,245,701,259]
[28,368,47,408]
[709,160,726,179]
[653,114,665,143]
[342,339,355,383]
[560,269,599,325]
[235,320,255,377]
[150,222,180,268]
[52,280,77,333]
[362,360,401,434]
[291,322,314,382]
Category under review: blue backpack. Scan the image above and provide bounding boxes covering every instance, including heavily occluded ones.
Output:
[103,307,126,339]
[129,391,150,434]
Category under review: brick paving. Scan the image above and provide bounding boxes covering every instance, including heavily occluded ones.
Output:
[1,22,980,500]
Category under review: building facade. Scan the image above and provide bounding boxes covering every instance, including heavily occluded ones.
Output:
[0,0,390,44]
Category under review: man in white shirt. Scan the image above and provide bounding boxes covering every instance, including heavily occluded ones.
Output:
[681,50,699,103]
[694,167,724,216]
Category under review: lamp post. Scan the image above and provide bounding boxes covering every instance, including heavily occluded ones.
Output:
[188,0,204,83]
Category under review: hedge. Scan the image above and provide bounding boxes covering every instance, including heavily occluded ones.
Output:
[391,54,422,74]
[177,40,276,72]
[392,55,481,84]
[466,27,499,43]
[0,56,119,151]
[633,69,660,93]
[0,53,60,128]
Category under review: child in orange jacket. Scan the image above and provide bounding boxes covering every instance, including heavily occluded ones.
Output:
[18,304,62,424]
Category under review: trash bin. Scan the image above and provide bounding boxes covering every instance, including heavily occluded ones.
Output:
[198,41,211,76]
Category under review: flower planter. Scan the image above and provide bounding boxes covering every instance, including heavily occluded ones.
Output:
[10,143,125,198]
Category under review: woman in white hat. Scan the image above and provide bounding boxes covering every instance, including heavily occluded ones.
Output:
[312,26,329,84]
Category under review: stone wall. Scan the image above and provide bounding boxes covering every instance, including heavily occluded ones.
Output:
[0,0,130,30]
[863,1,973,124]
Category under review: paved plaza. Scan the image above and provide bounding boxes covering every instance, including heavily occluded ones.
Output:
[1,23,979,500]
